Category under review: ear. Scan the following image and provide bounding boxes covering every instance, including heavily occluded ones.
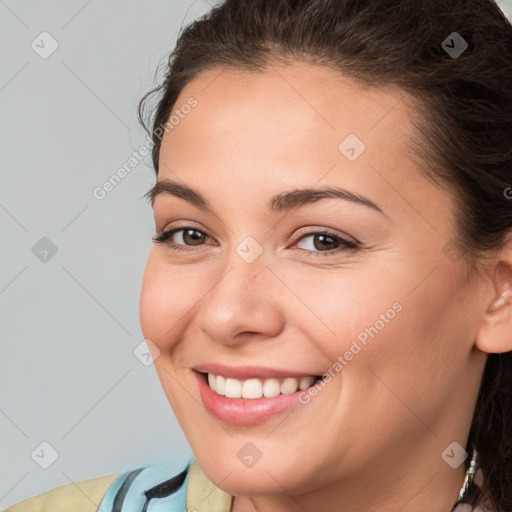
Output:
[475,230,512,354]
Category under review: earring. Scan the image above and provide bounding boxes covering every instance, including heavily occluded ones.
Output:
[457,446,479,502]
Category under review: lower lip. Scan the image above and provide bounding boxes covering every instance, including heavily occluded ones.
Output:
[194,371,311,425]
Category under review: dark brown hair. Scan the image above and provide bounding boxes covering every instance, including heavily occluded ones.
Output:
[138,0,512,510]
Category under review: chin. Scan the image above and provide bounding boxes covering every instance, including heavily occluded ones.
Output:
[214,471,290,496]
[199,455,310,496]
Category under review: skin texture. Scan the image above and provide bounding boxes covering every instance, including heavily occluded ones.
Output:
[139,61,512,512]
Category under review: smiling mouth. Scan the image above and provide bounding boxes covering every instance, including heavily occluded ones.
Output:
[199,372,323,399]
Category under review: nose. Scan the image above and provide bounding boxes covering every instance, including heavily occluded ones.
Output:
[194,257,285,347]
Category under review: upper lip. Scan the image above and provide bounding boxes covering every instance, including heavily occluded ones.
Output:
[193,363,322,380]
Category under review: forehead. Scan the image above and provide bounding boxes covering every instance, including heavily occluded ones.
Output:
[170,61,414,132]
[156,62,454,229]
[160,61,418,171]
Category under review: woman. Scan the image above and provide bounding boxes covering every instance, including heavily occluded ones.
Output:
[7,0,512,511]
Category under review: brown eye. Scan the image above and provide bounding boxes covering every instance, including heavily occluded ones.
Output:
[178,228,206,246]
[152,227,212,250]
[291,229,360,255]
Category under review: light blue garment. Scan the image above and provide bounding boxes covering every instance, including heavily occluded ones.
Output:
[98,457,195,512]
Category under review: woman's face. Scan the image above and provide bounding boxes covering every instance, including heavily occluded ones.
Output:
[139,62,490,499]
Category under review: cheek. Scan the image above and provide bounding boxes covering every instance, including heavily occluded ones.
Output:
[346,267,469,420]
[290,266,403,359]
[139,254,214,353]
[308,260,462,393]
[139,256,185,351]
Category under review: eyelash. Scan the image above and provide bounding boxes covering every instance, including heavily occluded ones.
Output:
[152,226,360,256]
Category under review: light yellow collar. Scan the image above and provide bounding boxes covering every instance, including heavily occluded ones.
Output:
[186,460,234,512]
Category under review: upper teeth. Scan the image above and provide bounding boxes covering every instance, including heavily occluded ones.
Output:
[207,373,318,399]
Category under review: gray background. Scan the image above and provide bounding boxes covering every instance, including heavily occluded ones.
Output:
[1,0,511,509]
[0,1,213,508]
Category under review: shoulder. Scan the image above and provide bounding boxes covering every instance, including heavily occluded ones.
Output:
[5,457,232,512]
[4,473,119,512]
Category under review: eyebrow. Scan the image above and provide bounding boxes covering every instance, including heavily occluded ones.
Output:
[144,179,387,217]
